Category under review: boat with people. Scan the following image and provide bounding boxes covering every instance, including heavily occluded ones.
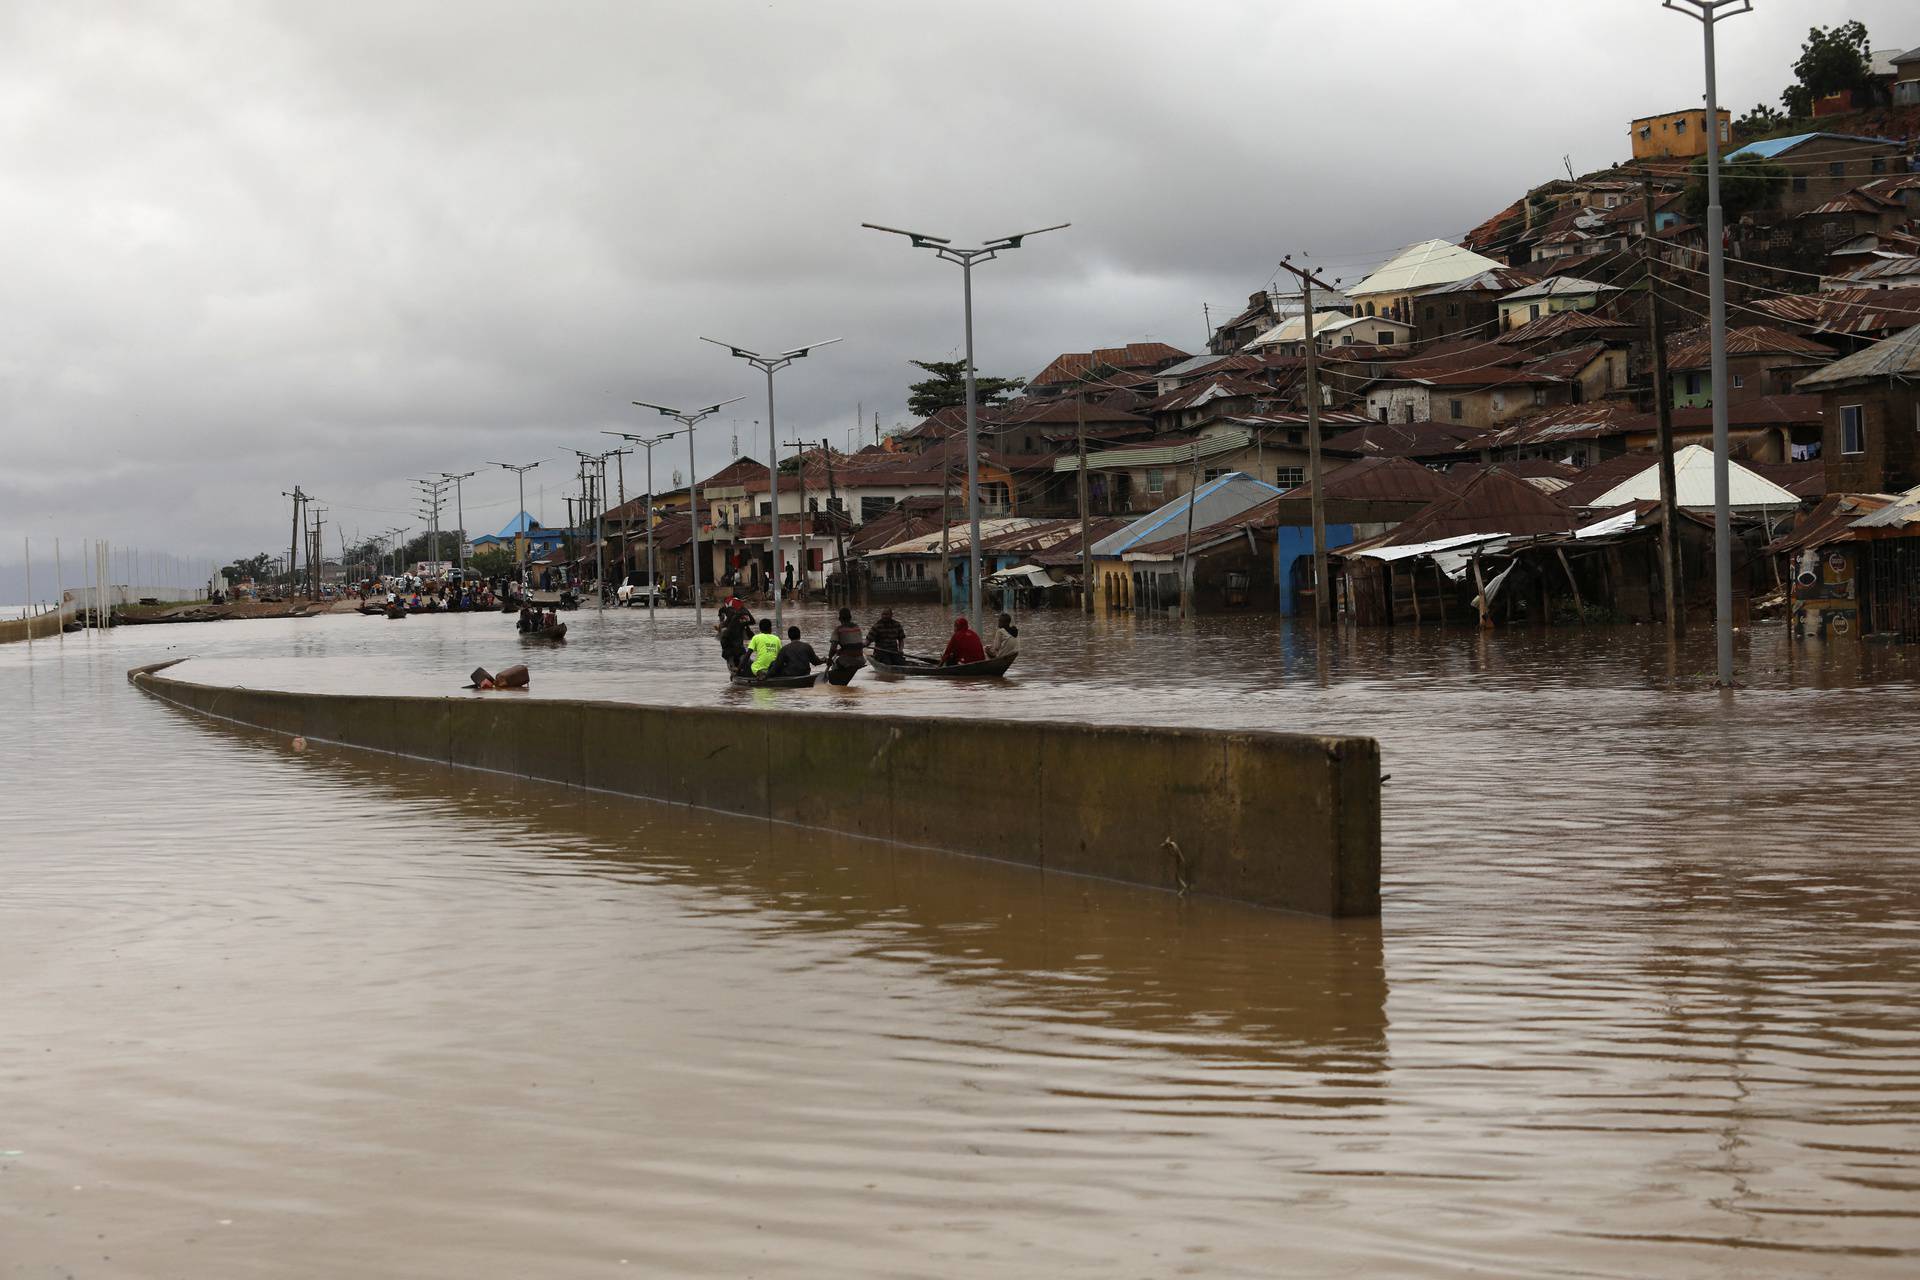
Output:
[869,652,1015,679]
[520,622,568,641]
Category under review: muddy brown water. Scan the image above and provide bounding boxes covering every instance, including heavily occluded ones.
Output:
[3,604,1917,1277]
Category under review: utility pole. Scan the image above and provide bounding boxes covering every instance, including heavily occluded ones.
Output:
[284,486,305,596]
[611,451,628,592]
[1641,175,1686,638]
[309,506,328,597]
[1275,257,1338,627]
[939,447,954,608]
[414,476,448,581]
[1665,0,1747,686]
[1179,437,1202,618]
[783,435,813,602]
[821,438,849,606]
[1077,390,1093,614]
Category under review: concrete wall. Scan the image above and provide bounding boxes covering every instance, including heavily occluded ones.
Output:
[0,602,76,645]
[129,660,1381,917]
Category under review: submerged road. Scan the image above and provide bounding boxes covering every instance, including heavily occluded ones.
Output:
[3,606,1918,1277]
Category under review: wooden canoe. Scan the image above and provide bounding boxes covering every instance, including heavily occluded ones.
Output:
[729,671,817,689]
[868,653,1015,679]
[519,623,568,641]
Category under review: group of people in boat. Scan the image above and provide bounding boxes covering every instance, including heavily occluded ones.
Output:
[515,606,562,633]
[715,598,1018,683]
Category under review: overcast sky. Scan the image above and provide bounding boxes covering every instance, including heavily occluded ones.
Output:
[1,0,1909,581]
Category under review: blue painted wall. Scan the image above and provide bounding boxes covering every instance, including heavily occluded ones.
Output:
[1274,524,1356,616]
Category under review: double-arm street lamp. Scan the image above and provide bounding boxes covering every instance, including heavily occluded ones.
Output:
[490,460,543,592]
[1664,0,1747,688]
[441,471,476,576]
[697,340,840,635]
[627,396,746,625]
[862,221,1067,632]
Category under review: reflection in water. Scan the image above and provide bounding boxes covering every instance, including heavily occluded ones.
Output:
[1,613,1917,1277]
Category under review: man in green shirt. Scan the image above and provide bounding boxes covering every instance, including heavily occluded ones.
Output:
[746,618,782,677]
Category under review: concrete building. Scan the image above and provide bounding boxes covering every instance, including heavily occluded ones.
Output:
[1630,107,1731,160]
[1725,132,1908,221]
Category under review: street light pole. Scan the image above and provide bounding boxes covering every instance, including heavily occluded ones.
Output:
[490,461,543,594]
[604,429,686,622]
[626,396,747,627]
[1665,0,1748,687]
[862,220,1067,632]
[697,340,841,636]
[441,470,476,577]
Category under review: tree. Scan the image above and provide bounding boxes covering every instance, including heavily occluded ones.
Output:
[468,546,513,577]
[1683,153,1786,224]
[1781,21,1879,117]
[1732,102,1788,140]
[224,552,273,582]
[906,359,1025,419]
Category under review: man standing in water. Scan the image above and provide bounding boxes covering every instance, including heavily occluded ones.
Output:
[866,608,905,663]
[825,608,866,685]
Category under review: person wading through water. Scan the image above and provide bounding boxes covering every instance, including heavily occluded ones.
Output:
[866,608,905,663]
[825,608,866,686]
[940,616,986,666]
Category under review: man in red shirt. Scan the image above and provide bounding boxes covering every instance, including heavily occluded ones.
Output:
[940,617,986,666]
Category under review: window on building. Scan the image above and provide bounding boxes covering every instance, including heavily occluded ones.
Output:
[1446,303,1460,318]
[1829,161,1845,177]
[826,496,845,515]
[1675,118,1688,134]
[1377,330,1394,344]
[759,501,772,516]
[1792,176,1807,193]
[1685,372,1703,396]
[1146,468,1165,493]
[915,562,925,579]
[1274,467,1305,490]
[1203,467,1230,483]
[1639,126,1651,140]
[1730,373,1745,389]
[1842,404,1865,454]
[1529,303,1542,322]
[1377,405,1389,422]
[1449,399,1464,421]
[1872,157,1886,174]
[1719,122,1729,142]
[860,495,895,522]
[1341,334,1354,345]
[1533,387,1548,406]
[1423,305,1436,321]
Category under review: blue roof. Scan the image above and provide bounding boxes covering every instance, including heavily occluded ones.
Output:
[493,511,539,537]
[1728,132,1902,161]
[1092,472,1285,556]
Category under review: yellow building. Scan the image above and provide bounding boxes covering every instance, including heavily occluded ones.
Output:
[1630,108,1730,160]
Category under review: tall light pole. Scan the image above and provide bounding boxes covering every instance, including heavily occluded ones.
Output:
[696,340,840,635]
[629,396,747,626]
[1665,0,1747,687]
[603,428,684,620]
[863,221,1068,632]
[441,470,476,577]
[490,460,542,593]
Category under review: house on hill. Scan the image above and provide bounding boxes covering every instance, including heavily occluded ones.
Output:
[1026,343,1190,398]
[1666,325,1835,409]
[1725,133,1908,220]
[1797,324,1920,493]
[1346,239,1506,322]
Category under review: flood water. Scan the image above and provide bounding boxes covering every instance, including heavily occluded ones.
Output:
[4,604,1918,1277]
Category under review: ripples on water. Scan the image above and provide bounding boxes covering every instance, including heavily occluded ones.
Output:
[1,607,1917,1277]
